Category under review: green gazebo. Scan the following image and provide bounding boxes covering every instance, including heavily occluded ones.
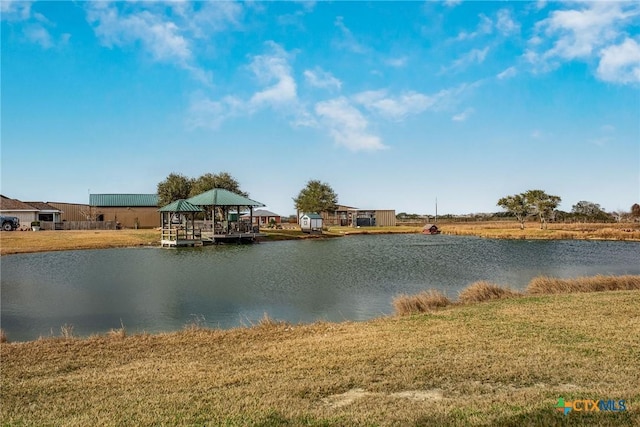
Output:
[158,199,203,247]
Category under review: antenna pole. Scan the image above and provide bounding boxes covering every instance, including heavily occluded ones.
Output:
[435,197,438,224]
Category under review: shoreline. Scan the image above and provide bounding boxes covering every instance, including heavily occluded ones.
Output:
[1,221,639,256]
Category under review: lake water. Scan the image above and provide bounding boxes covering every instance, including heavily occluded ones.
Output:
[2,234,639,342]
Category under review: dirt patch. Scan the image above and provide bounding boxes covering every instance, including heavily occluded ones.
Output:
[389,390,443,401]
[323,388,443,408]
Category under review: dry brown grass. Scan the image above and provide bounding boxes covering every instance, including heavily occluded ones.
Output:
[527,274,640,295]
[443,220,640,241]
[395,275,640,315]
[2,291,639,426]
[59,323,75,339]
[457,280,522,303]
[392,290,452,315]
[326,225,423,235]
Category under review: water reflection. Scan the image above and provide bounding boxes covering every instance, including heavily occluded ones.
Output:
[2,235,639,341]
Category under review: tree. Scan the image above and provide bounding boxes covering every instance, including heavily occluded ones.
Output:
[157,173,192,206]
[190,172,248,198]
[571,201,611,222]
[497,194,530,229]
[572,201,603,217]
[523,189,561,229]
[293,180,338,215]
[631,203,640,221]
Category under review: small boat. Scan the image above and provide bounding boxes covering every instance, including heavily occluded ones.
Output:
[422,224,441,235]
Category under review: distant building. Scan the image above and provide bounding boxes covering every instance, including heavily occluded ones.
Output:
[0,196,63,229]
[299,213,323,233]
[47,202,91,222]
[241,209,281,227]
[322,204,396,227]
[90,194,160,228]
[24,201,63,223]
[0,195,39,229]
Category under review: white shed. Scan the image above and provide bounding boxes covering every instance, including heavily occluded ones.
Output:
[299,213,323,233]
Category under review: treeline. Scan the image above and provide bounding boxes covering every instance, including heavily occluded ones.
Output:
[397,196,640,226]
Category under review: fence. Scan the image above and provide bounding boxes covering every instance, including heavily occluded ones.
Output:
[40,221,117,230]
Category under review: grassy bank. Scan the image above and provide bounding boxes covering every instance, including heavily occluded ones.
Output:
[2,287,639,426]
[0,229,159,255]
[1,222,638,255]
[441,220,640,241]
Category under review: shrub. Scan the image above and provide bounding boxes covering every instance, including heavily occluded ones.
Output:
[458,281,521,304]
[393,290,451,316]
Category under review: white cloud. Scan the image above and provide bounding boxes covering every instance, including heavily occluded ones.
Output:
[304,68,342,91]
[84,2,245,84]
[496,9,520,36]
[334,16,368,54]
[315,98,386,152]
[445,47,490,72]
[23,24,53,48]
[385,56,408,68]
[353,82,477,122]
[353,90,435,121]
[186,95,243,130]
[597,38,640,84]
[527,2,640,84]
[1,1,67,49]
[249,42,298,108]
[497,66,517,80]
[87,4,192,63]
[452,108,474,122]
[0,0,32,21]
[454,14,492,41]
[187,43,311,130]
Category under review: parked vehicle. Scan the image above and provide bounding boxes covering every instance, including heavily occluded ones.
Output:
[1,215,20,231]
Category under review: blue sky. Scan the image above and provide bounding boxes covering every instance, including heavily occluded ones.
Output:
[2,1,639,216]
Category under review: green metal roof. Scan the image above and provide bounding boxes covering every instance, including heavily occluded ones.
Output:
[90,194,159,207]
[158,199,203,212]
[186,189,265,207]
[301,213,323,219]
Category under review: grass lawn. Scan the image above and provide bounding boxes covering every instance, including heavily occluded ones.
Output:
[2,290,639,426]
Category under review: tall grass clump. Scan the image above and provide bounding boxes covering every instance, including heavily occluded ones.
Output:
[254,313,291,330]
[527,274,640,295]
[457,281,521,304]
[60,323,75,339]
[108,320,127,339]
[184,314,207,331]
[393,290,451,315]
[0,329,7,343]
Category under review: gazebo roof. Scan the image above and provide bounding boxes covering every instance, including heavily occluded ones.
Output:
[186,189,265,207]
[158,199,203,212]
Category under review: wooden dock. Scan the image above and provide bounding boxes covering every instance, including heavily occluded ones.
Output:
[161,229,264,247]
